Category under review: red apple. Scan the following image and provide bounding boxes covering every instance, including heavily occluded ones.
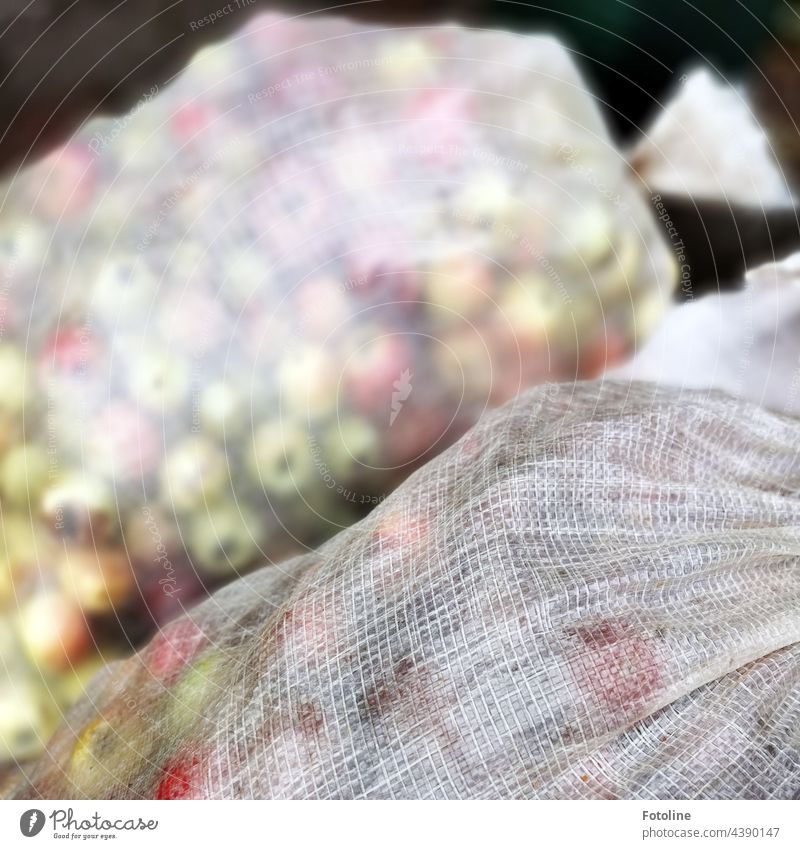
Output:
[154,749,208,799]
[143,618,207,687]
[37,325,105,391]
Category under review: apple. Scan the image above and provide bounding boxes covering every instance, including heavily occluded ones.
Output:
[0,556,12,605]
[0,408,23,458]
[36,144,96,219]
[154,749,208,799]
[277,346,337,417]
[143,618,207,687]
[247,419,314,498]
[17,591,91,672]
[378,37,436,84]
[222,250,272,308]
[441,325,495,391]
[294,276,349,338]
[0,443,50,508]
[404,87,474,162]
[344,333,414,418]
[199,381,247,439]
[160,436,229,513]
[57,651,118,707]
[128,347,190,412]
[0,511,51,577]
[456,170,516,221]
[156,289,227,356]
[91,256,157,323]
[495,276,563,349]
[122,506,181,565]
[170,102,218,146]
[320,415,379,479]
[58,545,134,615]
[424,255,496,321]
[41,472,116,542]
[66,713,153,798]
[37,325,105,391]
[0,343,31,413]
[562,203,615,270]
[0,679,58,762]
[89,400,161,483]
[186,502,264,577]
[163,650,228,736]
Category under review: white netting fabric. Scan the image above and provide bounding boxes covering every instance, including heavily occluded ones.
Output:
[6,380,800,799]
[0,15,675,768]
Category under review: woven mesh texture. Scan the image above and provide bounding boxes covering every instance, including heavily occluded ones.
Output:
[7,380,800,799]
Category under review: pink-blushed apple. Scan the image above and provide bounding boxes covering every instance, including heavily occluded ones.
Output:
[344,333,414,418]
[156,289,227,356]
[37,325,105,391]
[143,618,208,687]
[170,102,218,146]
[424,255,496,321]
[36,144,96,219]
[293,276,349,338]
[17,591,91,673]
[90,400,161,483]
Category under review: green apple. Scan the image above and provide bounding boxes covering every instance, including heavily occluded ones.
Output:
[160,435,229,512]
[0,679,58,762]
[41,472,116,541]
[0,443,50,508]
[247,419,313,498]
[186,502,264,577]
[162,649,228,737]
[321,416,379,479]
[199,381,247,439]
[278,346,337,417]
[0,344,31,413]
[128,347,190,412]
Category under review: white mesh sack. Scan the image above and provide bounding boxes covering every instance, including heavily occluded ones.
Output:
[5,380,800,800]
[0,14,675,764]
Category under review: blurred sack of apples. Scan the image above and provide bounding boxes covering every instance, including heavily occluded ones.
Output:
[0,13,675,767]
